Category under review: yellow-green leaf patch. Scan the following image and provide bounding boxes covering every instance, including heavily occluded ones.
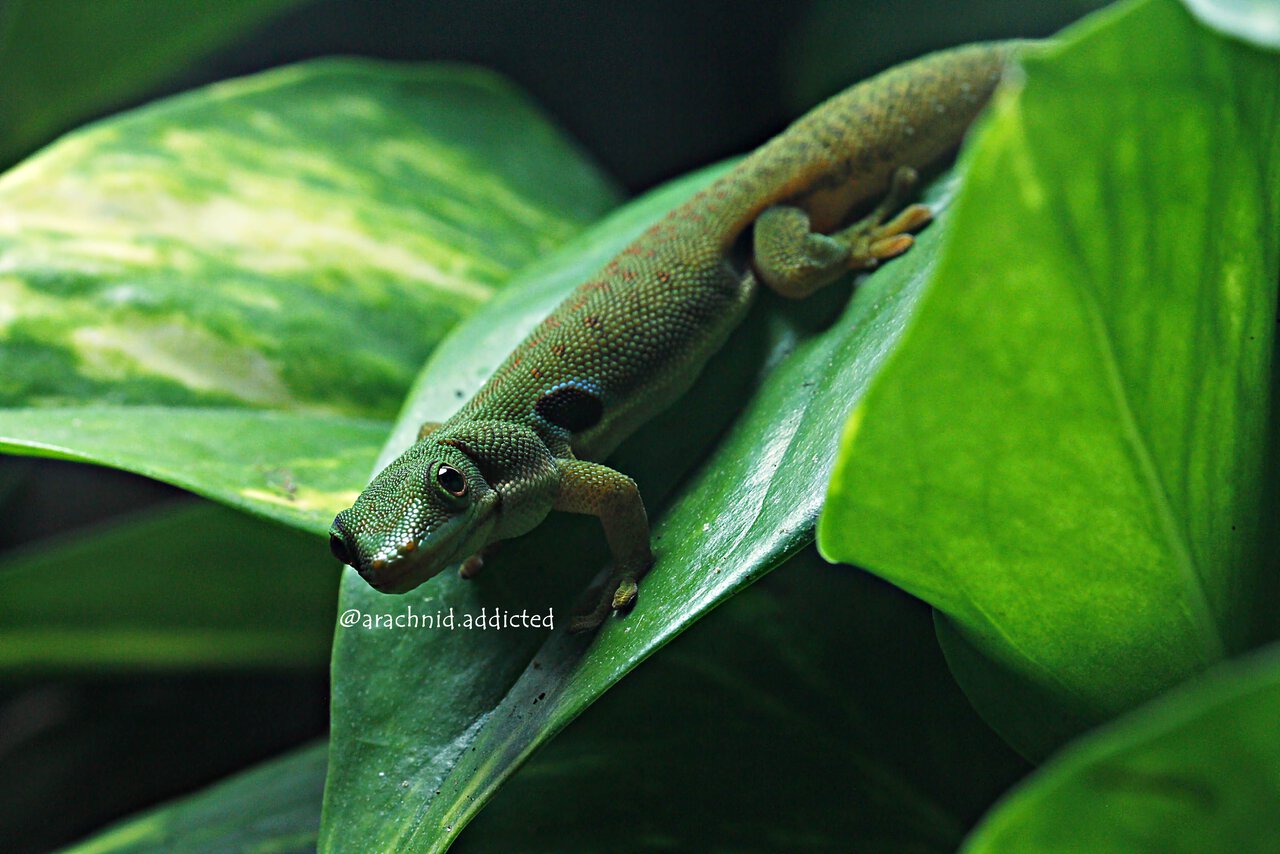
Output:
[0,59,619,418]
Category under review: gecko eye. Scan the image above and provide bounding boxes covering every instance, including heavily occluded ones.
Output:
[435,464,467,497]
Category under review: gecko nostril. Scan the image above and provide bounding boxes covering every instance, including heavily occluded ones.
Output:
[329,523,354,566]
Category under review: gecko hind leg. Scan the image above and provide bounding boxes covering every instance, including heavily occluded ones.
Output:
[837,166,931,269]
[753,165,930,300]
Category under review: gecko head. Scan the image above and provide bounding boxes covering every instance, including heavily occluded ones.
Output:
[328,437,498,593]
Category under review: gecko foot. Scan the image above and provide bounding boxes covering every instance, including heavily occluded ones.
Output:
[569,571,641,633]
[459,542,501,579]
[839,166,932,270]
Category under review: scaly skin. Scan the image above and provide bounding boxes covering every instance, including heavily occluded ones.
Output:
[330,42,1023,631]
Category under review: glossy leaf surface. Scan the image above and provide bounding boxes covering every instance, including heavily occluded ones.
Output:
[819,0,1279,756]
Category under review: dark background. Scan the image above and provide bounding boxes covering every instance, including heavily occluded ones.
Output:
[0,1,1096,850]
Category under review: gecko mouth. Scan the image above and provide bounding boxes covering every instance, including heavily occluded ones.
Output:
[330,501,481,594]
[340,517,469,594]
[356,547,449,594]
[358,558,417,593]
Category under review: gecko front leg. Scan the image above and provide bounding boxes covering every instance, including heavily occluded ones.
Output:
[553,459,653,632]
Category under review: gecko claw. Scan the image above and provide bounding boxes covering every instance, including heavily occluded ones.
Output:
[569,572,642,633]
[459,542,502,579]
[611,576,639,611]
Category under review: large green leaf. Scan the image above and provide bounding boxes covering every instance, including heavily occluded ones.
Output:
[65,550,1026,854]
[0,0,313,167]
[58,742,328,854]
[322,154,968,847]
[818,0,1279,757]
[0,58,619,529]
[962,644,1280,852]
[0,501,336,673]
[0,58,616,417]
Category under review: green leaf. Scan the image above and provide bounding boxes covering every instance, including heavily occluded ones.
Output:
[0,0,314,166]
[64,550,1025,854]
[59,742,327,854]
[962,644,1280,852]
[0,407,385,535]
[459,549,1027,853]
[0,58,618,417]
[322,158,965,847]
[0,501,336,673]
[818,0,1280,757]
[0,59,619,530]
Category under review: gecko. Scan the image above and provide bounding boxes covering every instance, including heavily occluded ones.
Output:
[328,42,1023,631]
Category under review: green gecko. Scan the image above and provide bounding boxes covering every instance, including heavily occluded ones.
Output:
[329,42,1022,631]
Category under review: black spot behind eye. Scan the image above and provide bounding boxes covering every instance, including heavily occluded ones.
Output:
[436,464,467,497]
[535,384,603,432]
[330,529,353,565]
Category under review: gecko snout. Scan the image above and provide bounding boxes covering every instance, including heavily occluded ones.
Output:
[328,516,358,568]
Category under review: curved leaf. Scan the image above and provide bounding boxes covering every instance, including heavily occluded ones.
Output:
[0,407,385,534]
[962,644,1280,852]
[0,58,618,417]
[818,0,1280,757]
[0,502,336,672]
[322,154,968,847]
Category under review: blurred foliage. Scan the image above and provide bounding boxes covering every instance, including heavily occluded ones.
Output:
[781,0,1107,109]
[0,0,313,167]
[0,502,336,674]
[0,0,1275,851]
[963,644,1280,852]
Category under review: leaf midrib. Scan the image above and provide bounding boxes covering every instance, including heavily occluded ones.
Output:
[1049,154,1227,664]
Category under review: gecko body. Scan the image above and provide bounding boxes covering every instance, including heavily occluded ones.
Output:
[329,43,1020,629]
